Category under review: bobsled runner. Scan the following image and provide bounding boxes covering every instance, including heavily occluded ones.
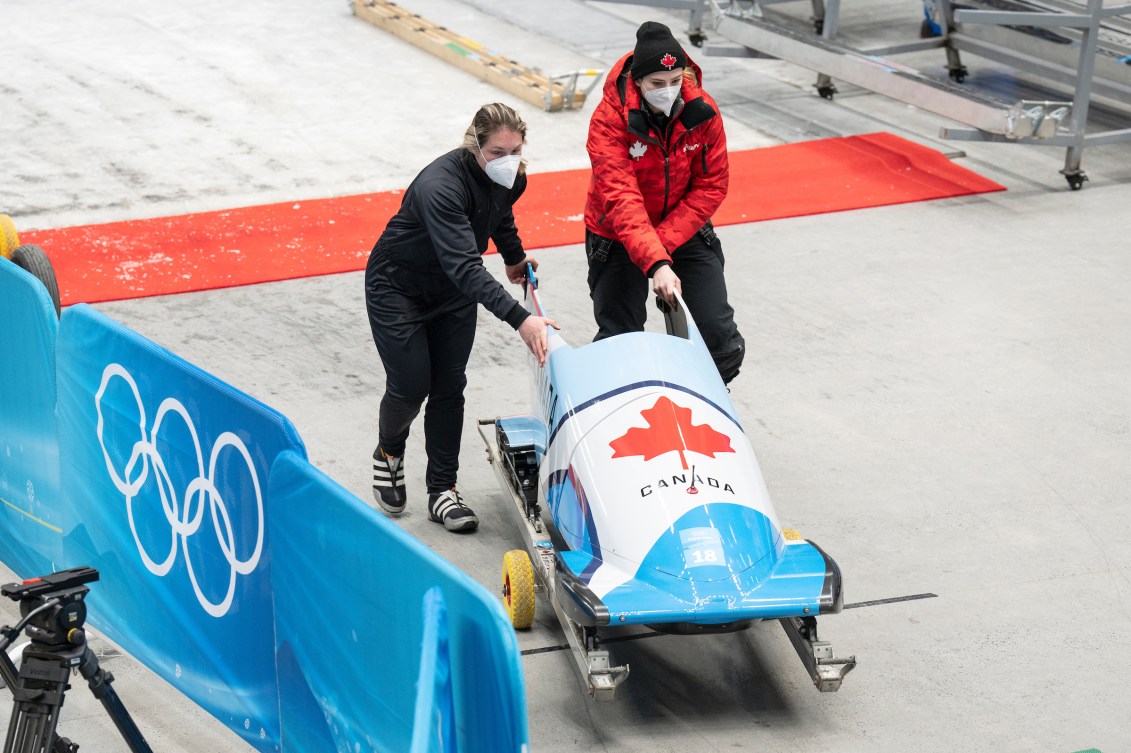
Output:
[478,267,856,700]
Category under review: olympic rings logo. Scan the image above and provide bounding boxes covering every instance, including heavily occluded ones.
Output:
[94,363,263,618]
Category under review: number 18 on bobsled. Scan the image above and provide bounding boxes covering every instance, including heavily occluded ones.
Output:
[479,267,856,700]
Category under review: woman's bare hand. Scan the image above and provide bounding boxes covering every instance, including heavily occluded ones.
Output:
[651,264,682,306]
[518,315,560,367]
[506,256,538,285]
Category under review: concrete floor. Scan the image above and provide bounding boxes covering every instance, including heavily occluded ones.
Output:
[2,0,1129,751]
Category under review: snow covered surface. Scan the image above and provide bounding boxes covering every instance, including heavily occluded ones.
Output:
[2,0,1131,751]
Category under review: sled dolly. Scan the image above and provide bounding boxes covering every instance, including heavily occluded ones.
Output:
[478,418,630,701]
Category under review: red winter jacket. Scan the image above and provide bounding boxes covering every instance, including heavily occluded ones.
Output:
[584,51,729,274]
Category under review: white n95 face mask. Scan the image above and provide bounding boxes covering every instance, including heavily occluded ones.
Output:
[643,84,681,117]
[477,136,523,189]
[484,153,522,189]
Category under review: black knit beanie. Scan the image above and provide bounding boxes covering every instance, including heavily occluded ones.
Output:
[630,21,687,80]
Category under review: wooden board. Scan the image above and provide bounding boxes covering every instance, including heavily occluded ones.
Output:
[352,0,598,112]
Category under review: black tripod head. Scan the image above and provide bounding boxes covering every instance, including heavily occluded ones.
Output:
[1,566,152,753]
[1,568,98,650]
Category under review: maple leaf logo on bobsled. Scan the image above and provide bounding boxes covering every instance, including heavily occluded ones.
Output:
[609,396,734,470]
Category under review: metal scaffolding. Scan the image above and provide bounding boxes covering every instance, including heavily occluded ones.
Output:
[604,0,1131,188]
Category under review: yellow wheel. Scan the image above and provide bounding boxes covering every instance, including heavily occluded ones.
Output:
[0,214,18,260]
[782,528,803,541]
[501,549,535,629]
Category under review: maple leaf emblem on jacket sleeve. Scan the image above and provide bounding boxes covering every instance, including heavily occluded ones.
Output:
[609,396,735,470]
[629,141,647,159]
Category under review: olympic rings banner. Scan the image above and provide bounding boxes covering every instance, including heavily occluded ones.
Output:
[57,305,307,748]
[2,259,528,753]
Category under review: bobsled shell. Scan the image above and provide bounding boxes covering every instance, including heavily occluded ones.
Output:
[552,528,837,627]
[544,385,783,577]
[542,332,736,430]
[601,533,834,625]
[521,287,840,629]
[543,465,599,556]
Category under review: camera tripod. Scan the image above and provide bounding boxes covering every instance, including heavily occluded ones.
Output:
[0,567,153,753]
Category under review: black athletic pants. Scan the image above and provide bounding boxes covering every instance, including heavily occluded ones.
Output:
[586,225,746,383]
[365,256,477,494]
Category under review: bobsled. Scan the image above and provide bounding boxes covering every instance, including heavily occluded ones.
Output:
[478,268,856,699]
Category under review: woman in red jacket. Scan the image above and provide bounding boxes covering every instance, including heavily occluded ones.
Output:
[584,21,745,383]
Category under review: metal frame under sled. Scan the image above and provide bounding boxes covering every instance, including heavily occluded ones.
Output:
[609,0,1131,188]
[780,615,856,691]
[477,419,630,701]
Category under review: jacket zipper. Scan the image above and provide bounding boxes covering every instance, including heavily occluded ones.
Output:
[660,119,681,219]
[701,144,709,176]
[661,154,670,218]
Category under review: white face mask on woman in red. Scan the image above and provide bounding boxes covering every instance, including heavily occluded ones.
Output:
[643,84,681,116]
[638,68,684,117]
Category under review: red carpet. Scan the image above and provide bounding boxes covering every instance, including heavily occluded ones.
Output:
[23,133,1004,306]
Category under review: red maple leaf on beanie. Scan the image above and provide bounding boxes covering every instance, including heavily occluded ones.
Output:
[609,396,734,470]
[661,52,677,69]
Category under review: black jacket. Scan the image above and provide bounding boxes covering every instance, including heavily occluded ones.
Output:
[369,148,529,329]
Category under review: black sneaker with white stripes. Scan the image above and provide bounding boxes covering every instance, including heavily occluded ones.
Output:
[372,446,406,514]
[428,488,479,532]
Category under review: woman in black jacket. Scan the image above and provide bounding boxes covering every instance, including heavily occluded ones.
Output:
[365,103,556,533]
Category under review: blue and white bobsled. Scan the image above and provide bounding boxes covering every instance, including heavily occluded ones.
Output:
[479,268,856,699]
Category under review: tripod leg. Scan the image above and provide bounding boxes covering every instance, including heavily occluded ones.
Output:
[75,650,153,753]
[0,639,19,692]
[4,652,71,753]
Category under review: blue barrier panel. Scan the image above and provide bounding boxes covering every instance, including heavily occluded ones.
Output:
[56,304,306,752]
[269,451,530,753]
[3,289,531,751]
[0,257,64,577]
[411,588,456,753]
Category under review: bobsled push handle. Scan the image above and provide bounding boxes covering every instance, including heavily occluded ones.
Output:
[521,262,554,328]
[656,291,691,341]
[522,262,541,312]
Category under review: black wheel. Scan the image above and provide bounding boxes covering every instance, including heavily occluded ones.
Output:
[688,31,707,48]
[1064,172,1088,190]
[920,18,941,38]
[948,66,968,84]
[817,84,837,100]
[10,244,61,317]
[813,18,824,35]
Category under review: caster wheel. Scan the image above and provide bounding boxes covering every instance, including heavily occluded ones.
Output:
[502,550,535,629]
[688,31,707,48]
[948,66,968,84]
[920,18,942,38]
[1064,172,1088,190]
[813,18,824,35]
[817,84,837,100]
